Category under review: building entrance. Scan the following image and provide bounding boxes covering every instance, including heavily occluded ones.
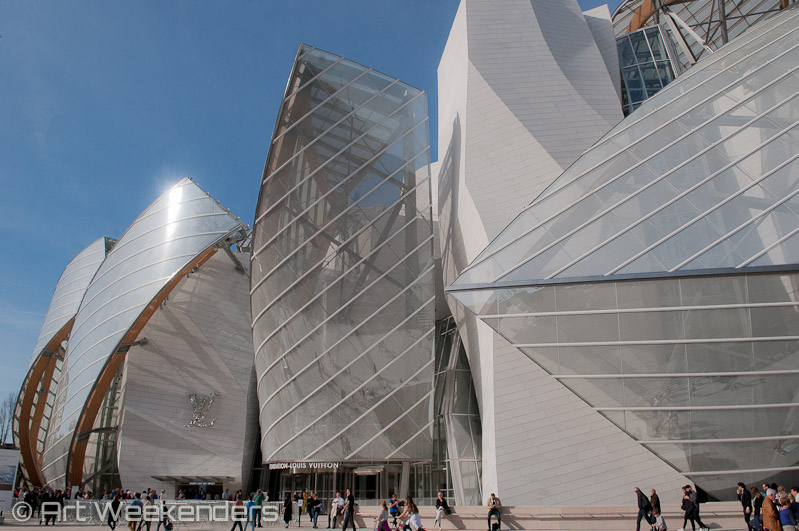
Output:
[265,463,413,509]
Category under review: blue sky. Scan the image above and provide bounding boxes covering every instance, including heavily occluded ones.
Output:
[0,0,621,401]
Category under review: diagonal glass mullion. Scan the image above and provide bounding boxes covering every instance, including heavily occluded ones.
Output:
[738,220,799,267]
[283,56,344,104]
[254,238,434,384]
[347,390,434,459]
[259,77,404,193]
[251,119,428,263]
[261,340,435,460]
[595,118,799,277]
[672,155,799,271]
[250,145,426,286]
[257,87,422,225]
[256,237,434,404]
[386,418,435,459]
[299,357,435,460]
[459,37,799,280]
[586,11,799,159]
[271,67,374,146]
[250,173,431,330]
[254,180,416,320]
[259,296,434,430]
[491,77,799,283]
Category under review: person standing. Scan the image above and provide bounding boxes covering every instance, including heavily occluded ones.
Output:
[739,482,753,526]
[763,489,783,531]
[341,489,357,531]
[635,487,654,531]
[253,489,265,528]
[297,491,306,527]
[389,494,399,522]
[283,492,294,529]
[487,493,502,531]
[755,487,765,519]
[328,492,343,529]
[780,497,797,531]
[434,492,450,531]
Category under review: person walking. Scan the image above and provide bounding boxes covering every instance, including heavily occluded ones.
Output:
[254,490,265,528]
[108,494,122,530]
[231,494,246,531]
[341,489,357,531]
[243,494,257,531]
[780,497,797,531]
[373,501,390,531]
[139,495,155,531]
[487,493,502,531]
[739,482,753,527]
[763,489,782,531]
[681,487,698,531]
[635,487,654,531]
[283,492,294,529]
[650,489,661,517]
[434,492,450,531]
[307,492,321,529]
[328,492,343,529]
[683,485,708,531]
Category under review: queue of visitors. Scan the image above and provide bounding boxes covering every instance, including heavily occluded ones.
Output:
[738,483,799,531]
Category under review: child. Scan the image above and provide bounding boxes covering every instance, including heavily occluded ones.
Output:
[652,508,667,531]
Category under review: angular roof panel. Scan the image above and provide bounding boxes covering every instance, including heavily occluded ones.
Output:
[452,5,799,290]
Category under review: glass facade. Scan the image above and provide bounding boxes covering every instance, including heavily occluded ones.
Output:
[451,272,799,499]
[13,237,109,487]
[432,318,482,506]
[617,25,679,115]
[41,178,246,488]
[453,6,799,288]
[250,45,436,463]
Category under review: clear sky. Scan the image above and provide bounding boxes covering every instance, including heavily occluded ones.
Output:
[0,0,622,401]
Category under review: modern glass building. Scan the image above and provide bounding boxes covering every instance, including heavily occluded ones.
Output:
[448,4,799,499]
[249,44,437,499]
[16,178,255,494]
[14,0,799,507]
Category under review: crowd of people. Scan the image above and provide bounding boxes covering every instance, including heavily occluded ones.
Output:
[634,482,799,531]
[737,483,799,531]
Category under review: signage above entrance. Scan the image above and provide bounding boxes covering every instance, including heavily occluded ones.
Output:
[268,462,340,471]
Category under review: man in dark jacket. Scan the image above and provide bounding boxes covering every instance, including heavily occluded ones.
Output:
[635,487,654,531]
[738,482,753,526]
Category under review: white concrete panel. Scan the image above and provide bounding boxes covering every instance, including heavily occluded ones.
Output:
[584,4,623,100]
